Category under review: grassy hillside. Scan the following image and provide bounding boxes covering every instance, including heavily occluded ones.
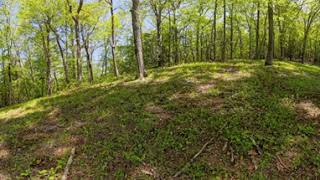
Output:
[0,60,320,179]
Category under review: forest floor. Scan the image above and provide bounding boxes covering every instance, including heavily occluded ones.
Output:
[0,60,320,179]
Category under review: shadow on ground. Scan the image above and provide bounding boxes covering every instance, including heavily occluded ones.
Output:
[0,60,319,179]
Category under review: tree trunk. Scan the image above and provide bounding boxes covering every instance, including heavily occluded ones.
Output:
[222,0,226,61]
[173,8,179,64]
[41,24,52,95]
[255,2,260,59]
[67,0,84,82]
[265,0,274,66]
[75,19,82,81]
[110,0,120,77]
[237,19,243,59]
[302,31,309,64]
[213,0,218,61]
[53,31,69,84]
[81,26,94,83]
[230,3,234,60]
[131,0,146,80]
[196,22,200,61]
[277,9,285,60]
[151,1,164,67]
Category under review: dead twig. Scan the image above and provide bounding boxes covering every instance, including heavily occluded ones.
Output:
[276,155,289,171]
[230,145,235,163]
[61,147,76,180]
[173,122,228,177]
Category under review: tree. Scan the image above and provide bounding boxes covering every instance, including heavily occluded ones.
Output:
[255,1,260,59]
[150,0,167,66]
[266,0,274,66]
[66,0,84,82]
[131,0,146,80]
[222,0,226,61]
[301,1,320,63]
[105,0,120,77]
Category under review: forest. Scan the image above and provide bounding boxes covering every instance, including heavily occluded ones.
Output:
[0,0,320,179]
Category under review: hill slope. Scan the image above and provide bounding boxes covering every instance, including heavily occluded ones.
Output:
[1,60,320,179]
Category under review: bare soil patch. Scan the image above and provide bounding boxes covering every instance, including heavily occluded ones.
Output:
[145,103,173,128]
[296,101,320,120]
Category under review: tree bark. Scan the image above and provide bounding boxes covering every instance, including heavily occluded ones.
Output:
[51,27,70,84]
[230,3,234,60]
[265,0,274,66]
[213,0,218,60]
[222,0,226,61]
[41,23,53,95]
[67,0,84,82]
[131,0,146,80]
[255,2,260,59]
[109,0,120,77]
[173,8,179,64]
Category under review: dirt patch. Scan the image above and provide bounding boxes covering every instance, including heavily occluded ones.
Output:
[67,121,87,131]
[217,66,239,74]
[22,132,49,142]
[225,66,240,73]
[296,101,320,120]
[0,143,9,160]
[0,172,10,180]
[33,108,63,134]
[145,103,173,128]
[196,97,225,112]
[0,149,9,160]
[68,135,85,146]
[30,155,58,172]
[197,81,216,94]
[128,163,159,179]
[205,140,227,167]
[275,148,300,172]
[53,146,72,157]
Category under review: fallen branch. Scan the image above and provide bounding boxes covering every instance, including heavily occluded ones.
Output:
[61,147,76,180]
[173,123,228,177]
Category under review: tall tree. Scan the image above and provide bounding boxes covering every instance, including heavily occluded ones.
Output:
[222,0,226,61]
[106,0,120,77]
[131,0,146,80]
[266,0,274,66]
[66,0,84,82]
[150,0,167,66]
[255,1,260,59]
[301,2,320,63]
[211,0,218,61]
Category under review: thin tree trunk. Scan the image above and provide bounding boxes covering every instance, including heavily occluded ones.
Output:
[67,0,84,82]
[52,30,70,84]
[213,0,218,60]
[41,23,52,95]
[255,2,260,59]
[131,0,146,80]
[75,19,82,81]
[173,8,179,64]
[222,0,226,61]
[81,26,94,83]
[265,0,274,66]
[110,0,120,77]
[230,3,234,60]
[237,19,243,59]
[168,10,172,65]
